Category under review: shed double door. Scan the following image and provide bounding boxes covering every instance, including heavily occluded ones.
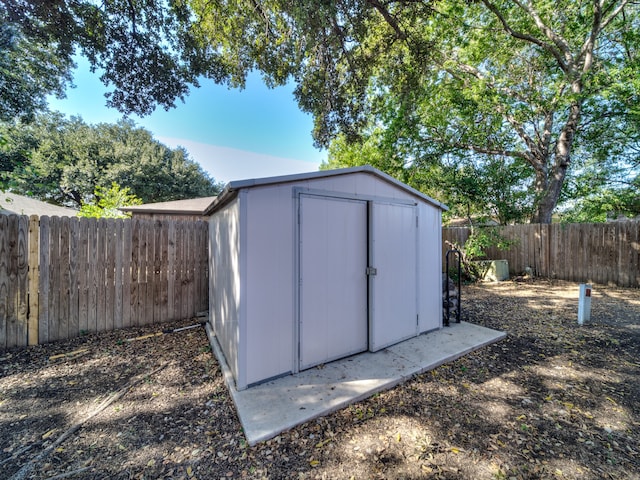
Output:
[299,195,417,371]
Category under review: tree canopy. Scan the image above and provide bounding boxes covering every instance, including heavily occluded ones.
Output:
[0,0,217,119]
[4,0,638,222]
[0,113,222,208]
[303,0,639,223]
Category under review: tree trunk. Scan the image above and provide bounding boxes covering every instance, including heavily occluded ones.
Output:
[531,174,565,223]
[530,98,582,224]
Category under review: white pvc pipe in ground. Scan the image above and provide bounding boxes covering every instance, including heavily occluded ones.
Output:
[578,284,592,325]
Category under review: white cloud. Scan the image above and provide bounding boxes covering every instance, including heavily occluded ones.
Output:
[157,137,323,184]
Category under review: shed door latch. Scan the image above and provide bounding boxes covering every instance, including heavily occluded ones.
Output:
[366,267,377,276]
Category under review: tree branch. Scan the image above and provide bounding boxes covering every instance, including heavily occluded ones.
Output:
[578,0,630,68]
[247,0,278,38]
[599,0,631,31]
[480,0,570,73]
[367,0,407,40]
[453,142,528,161]
[512,0,573,58]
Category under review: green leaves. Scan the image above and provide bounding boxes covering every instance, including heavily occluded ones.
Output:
[78,183,142,219]
[0,113,222,208]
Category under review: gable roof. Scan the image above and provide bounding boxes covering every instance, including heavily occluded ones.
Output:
[203,165,448,215]
[119,196,217,215]
[0,192,78,217]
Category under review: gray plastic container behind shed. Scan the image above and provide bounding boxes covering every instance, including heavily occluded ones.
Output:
[205,166,448,390]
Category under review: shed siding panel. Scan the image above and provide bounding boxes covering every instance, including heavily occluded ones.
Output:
[369,203,418,351]
[418,204,442,332]
[244,186,296,385]
[298,172,417,202]
[299,195,368,369]
[209,198,242,386]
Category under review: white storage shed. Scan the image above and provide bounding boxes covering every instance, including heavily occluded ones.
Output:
[204,166,447,390]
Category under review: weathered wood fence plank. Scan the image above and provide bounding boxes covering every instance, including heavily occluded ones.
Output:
[58,217,70,341]
[114,219,124,330]
[48,217,60,342]
[68,218,79,339]
[28,215,39,345]
[153,220,163,324]
[14,215,29,348]
[105,219,116,332]
[38,216,50,344]
[0,215,9,349]
[87,217,98,333]
[96,219,106,333]
[122,219,132,328]
[78,218,89,334]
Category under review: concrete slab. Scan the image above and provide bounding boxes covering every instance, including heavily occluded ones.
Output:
[207,322,506,445]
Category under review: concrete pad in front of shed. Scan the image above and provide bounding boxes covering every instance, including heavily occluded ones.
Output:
[212,322,505,445]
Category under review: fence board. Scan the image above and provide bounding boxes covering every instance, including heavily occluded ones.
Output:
[632,223,640,287]
[87,218,97,332]
[48,217,61,342]
[130,219,140,327]
[595,225,603,282]
[4,216,15,348]
[13,215,29,348]
[122,220,132,328]
[174,222,184,321]
[153,220,162,324]
[167,221,175,321]
[159,221,169,323]
[186,223,195,319]
[138,220,145,326]
[96,220,107,332]
[78,218,89,333]
[58,217,70,341]
[38,216,50,344]
[143,221,154,325]
[0,215,8,349]
[114,219,124,329]
[28,215,39,345]
[608,225,617,285]
[105,219,116,331]
[4,216,18,347]
[137,220,146,326]
[67,218,79,339]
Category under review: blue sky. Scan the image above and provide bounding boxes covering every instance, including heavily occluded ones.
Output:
[48,57,325,183]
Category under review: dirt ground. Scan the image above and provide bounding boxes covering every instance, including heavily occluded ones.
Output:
[1,279,639,480]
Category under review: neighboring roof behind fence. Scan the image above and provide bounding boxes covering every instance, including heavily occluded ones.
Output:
[0,192,78,217]
[119,196,217,215]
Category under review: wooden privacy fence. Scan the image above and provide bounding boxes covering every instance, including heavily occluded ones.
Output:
[443,222,640,287]
[0,214,209,350]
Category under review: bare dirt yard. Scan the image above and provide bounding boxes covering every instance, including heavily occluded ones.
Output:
[1,279,639,480]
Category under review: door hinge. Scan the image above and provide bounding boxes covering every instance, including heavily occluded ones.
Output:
[366,267,377,276]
